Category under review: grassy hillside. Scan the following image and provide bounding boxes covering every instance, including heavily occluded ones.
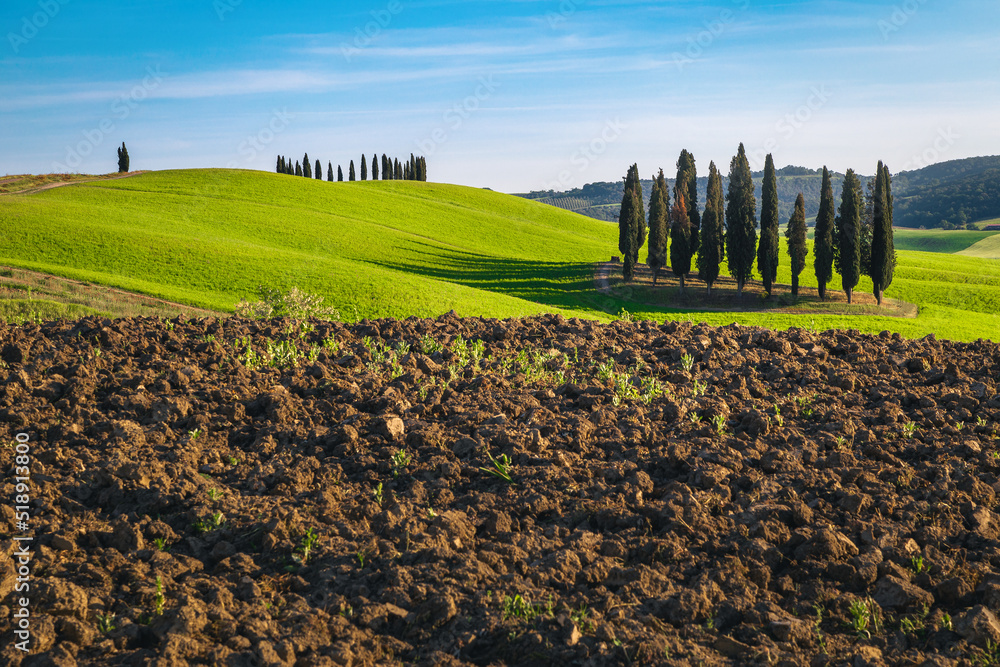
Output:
[0,169,618,320]
[2,169,1000,341]
[892,228,999,253]
[958,234,1000,259]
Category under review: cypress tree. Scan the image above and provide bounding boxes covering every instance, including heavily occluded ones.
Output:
[725,143,757,295]
[785,193,808,296]
[870,161,896,305]
[394,159,402,180]
[670,192,693,293]
[295,161,302,177]
[757,154,780,296]
[337,165,344,182]
[698,161,723,296]
[409,154,416,180]
[327,161,334,182]
[813,167,836,299]
[620,188,640,281]
[836,169,863,304]
[860,178,875,276]
[349,161,356,181]
[417,156,426,181]
[618,164,645,272]
[303,153,311,178]
[646,169,669,285]
[117,142,129,173]
[277,156,283,173]
[361,155,367,181]
[372,154,379,181]
[674,150,700,250]
[382,154,389,180]
[315,159,322,180]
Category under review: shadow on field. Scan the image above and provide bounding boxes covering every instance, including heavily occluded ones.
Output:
[368,246,621,314]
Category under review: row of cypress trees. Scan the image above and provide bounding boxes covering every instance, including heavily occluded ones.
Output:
[276,153,427,182]
[618,144,896,305]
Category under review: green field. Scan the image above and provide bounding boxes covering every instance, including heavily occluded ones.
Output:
[892,228,999,254]
[1,168,999,342]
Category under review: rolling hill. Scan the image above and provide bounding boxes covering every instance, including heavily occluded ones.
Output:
[1,168,1000,341]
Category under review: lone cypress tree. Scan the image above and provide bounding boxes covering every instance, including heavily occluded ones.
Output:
[117,143,129,173]
[349,161,356,181]
[315,159,322,180]
[372,154,379,181]
[295,161,302,177]
[646,170,669,285]
[698,161,723,295]
[361,155,367,181]
[757,153,780,296]
[785,193,808,296]
[670,192,693,293]
[814,166,836,299]
[725,143,757,295]
[337,165,344,182]
[836,169,863,304]
[326,162,332,182]
[303,153,311,178]
[870,161,896,305]
[674,150,700,251]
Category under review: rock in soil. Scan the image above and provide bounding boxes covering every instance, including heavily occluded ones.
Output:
[1,314,1000,666]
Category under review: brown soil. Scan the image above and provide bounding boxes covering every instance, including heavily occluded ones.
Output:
[2,313,999,666]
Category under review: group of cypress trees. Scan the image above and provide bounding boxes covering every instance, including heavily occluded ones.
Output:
[618,144,896,304]
[275,153,427,182]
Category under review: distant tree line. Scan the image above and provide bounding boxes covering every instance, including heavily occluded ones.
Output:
[275,153,427,182]
[618,145,897,305]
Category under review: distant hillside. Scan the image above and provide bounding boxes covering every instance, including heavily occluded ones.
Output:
[892,156,1000,228]
[520,156,1000,229]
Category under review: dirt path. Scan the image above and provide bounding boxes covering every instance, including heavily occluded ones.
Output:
[594,261,918,318]
[0,171,147,196]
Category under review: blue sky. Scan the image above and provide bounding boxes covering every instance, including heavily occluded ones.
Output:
[2,0,998,192]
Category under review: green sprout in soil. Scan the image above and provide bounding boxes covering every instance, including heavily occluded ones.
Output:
[193,511,225,533]
[903,421,918,438]
[681,353,694,373]
[419,334,443,355]
[501,594,554,623]
[153,576,166,616]
[910,555,927,574]
[391,449,412,477]
[848,597,883,638]
[373,482,384,506]
[711,414,727,436]
[293,527,319,565]
[97,612,116,634]
[773,406,784,427]
[692,379,707,397]
[153,537,170,552]
[480,451,514,484]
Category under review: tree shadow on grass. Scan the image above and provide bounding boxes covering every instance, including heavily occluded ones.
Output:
[368,246,624,315]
